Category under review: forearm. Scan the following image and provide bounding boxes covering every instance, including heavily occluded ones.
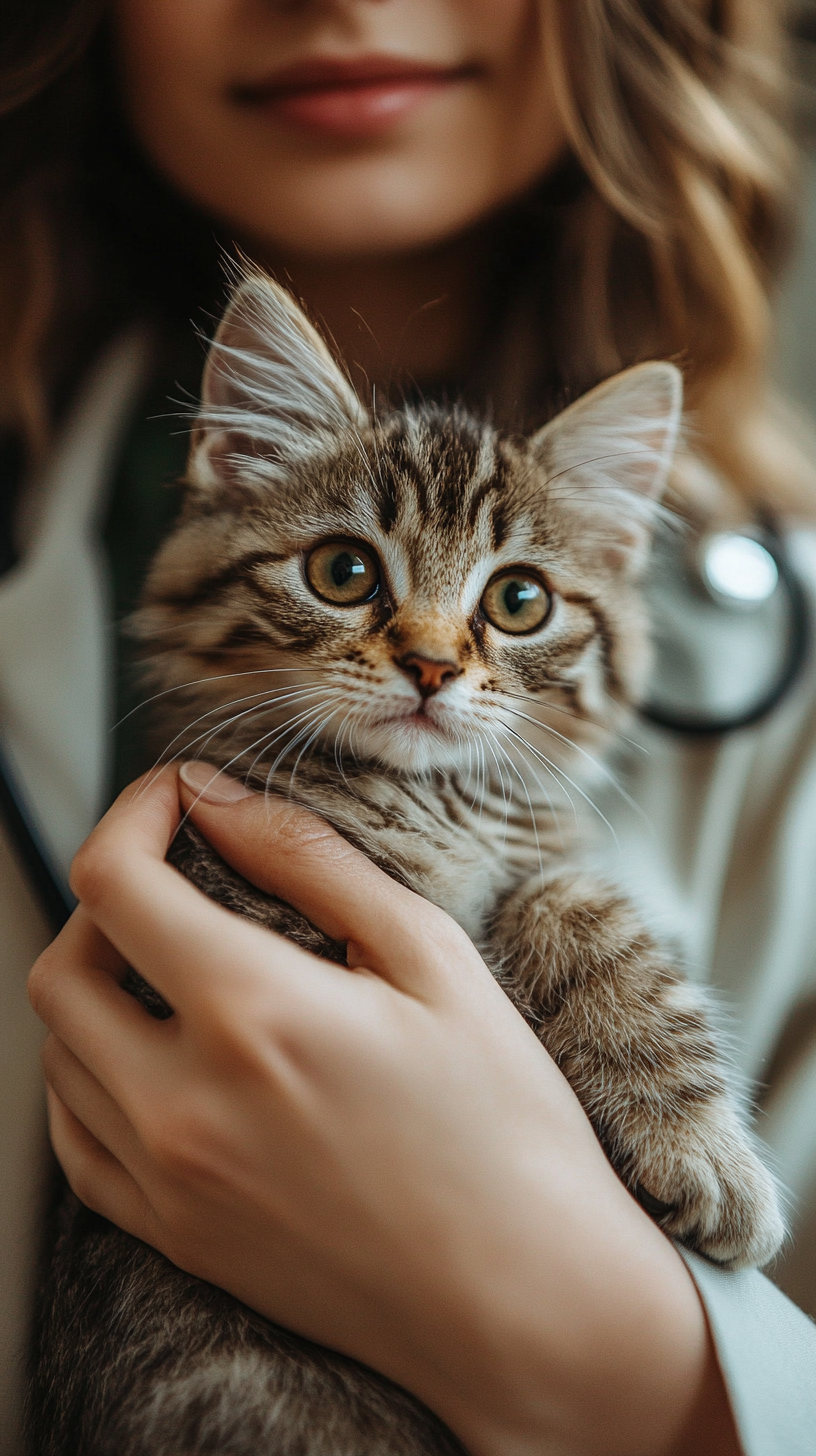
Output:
[397,1186,739,1456]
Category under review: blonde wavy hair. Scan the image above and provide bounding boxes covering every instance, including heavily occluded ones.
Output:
[541,0,814,513]
[0,0,813,512]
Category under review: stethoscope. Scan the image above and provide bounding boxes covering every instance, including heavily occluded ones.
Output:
[0,520,810,936]
[640,517,811,735]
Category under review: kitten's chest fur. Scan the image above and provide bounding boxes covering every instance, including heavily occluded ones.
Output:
[190,752,557,944]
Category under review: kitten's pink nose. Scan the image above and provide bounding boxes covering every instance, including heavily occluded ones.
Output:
[398,653,461,698]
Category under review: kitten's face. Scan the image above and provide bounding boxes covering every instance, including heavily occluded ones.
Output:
[137,276,681,787]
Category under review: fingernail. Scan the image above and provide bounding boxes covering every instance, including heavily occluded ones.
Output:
[179,761,256,804]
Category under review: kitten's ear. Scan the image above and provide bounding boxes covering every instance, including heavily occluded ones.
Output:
[530,362,683,572]
[191,272,367,489]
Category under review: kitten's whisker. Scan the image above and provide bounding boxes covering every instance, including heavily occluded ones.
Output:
[140,684,328,789]
[347,709,362,768]
[197,688,337,764]
[368,418,388,494]
[332,706,362,793]
[504,726,619,846]
[116,666,319,729]
[506,706,648,821]
[347,427,384,499]
[214,699,336,783]
[199,704,333,805]
[475,737,487,830]
[461,730,478,815]
[482,733,511,846]
[284,705,342,786]
[138,686,329,795]
[280,707,347,788]
[492,725,565,852]
[265,702,340,779]
[243,696,342,784]
[463,733,476,808]
[171,714,323,832]
[503,689,649,756]
[151,683,328,771]
[502,726,579,825]
[487,730,545,879]
[171,700,336,829]
[286,705,346,795]
[333,710,352,784]
[485,729,516,846]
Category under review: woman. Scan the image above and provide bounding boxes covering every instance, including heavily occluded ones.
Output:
[2,1,816,1452]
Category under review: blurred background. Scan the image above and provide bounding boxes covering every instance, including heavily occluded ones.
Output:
[776,4,816,413]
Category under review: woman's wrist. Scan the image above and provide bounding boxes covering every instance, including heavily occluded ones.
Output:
[402,1182,736,1456]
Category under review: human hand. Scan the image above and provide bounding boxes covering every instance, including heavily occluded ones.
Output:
[29,765,738,1456]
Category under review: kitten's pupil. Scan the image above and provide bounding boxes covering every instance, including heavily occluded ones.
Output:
[332,552,364,586]
[504,581,537,614]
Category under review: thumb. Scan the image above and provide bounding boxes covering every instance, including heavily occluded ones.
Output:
[177,761,464,992]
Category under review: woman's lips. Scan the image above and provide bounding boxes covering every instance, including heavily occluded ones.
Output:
[233,56,474,140]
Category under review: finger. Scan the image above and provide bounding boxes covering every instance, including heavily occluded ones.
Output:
[29,905,127,1018]
[29,903,171,1057]
[42,1034,145,1174]
[178,761,471,992]
[32,901,325,1120]
[67,768,335,1013]
[32,938,184,1123]
[69,765,182,891]
[46,1086,158,1245]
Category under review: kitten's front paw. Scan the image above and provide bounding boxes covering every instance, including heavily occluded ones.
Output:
[631,1105,786,1270]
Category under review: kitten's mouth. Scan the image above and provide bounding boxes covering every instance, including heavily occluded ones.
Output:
[374,705,447,735]
[405,710,442,730]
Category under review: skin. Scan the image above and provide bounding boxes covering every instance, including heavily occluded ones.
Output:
[29,767,740,1456]
[34,2,742,1449]
[114,0,567,391]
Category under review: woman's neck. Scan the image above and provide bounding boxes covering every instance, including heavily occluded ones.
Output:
[249,224,502,402]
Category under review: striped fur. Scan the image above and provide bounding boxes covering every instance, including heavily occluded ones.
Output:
[31,277,783,1456]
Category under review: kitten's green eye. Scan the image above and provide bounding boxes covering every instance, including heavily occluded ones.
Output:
[305,540,380,606]
[481,570,551,635]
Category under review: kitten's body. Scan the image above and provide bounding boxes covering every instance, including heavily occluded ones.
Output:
[30,277,784,1456]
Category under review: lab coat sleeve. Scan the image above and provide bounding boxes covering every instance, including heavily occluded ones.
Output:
[680,1249,816,1454]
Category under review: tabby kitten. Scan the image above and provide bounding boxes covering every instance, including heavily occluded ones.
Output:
[30,275,784,1456]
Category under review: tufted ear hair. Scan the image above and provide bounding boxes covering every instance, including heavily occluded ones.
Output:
[189,271,368,490]
[530,361,683,573]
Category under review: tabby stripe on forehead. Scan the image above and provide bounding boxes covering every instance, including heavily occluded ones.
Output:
[430,445,494,533]
[382,434,431,520]
[465,472,510,548]
[375,469,399,534]
[153,549,290,609]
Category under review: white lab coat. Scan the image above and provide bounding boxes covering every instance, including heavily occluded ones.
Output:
[1,338,815,1456]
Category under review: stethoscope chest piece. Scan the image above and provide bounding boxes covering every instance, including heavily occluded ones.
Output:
[640,522,809,735]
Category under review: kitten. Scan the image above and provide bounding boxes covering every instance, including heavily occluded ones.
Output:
[30,275,784,1456]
